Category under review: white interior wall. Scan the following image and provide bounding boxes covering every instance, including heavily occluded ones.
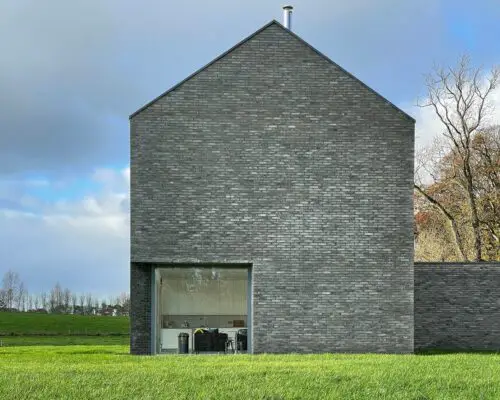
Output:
[161,278,247,315]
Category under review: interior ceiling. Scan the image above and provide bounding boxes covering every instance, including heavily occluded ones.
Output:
[159,267,248,281]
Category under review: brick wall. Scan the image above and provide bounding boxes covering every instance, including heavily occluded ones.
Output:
[130,262,152,354]
[130,22,415,354]
[415,262,500,351]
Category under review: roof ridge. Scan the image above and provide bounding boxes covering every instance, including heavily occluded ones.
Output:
[270,20,415,122]
[130,20,280,119]
[130,19,415,123]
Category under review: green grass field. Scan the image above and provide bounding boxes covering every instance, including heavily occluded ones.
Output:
[0,335,129,346]
[1,346,500,399]
[0,312,129,347]
[0,312,129,336]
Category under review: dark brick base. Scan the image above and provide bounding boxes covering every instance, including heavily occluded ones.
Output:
[130,262,152,354]
[415,262,500,351]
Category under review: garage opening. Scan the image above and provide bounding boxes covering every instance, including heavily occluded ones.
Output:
[153,265,251,354]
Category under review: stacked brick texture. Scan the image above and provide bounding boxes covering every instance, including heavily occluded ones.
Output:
[130,263,152,354]
[414,262,500,351]
[130,21,415,354]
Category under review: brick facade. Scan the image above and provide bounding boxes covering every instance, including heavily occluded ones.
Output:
[414,262,500,351]
[130,21,415,354]
[130,263,152,354]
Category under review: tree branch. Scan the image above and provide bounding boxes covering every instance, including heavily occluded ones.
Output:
[414,184,467,261]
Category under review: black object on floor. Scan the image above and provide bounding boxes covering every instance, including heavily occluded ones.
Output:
[214,333,228,352]
[178,332,189,354]
[194,329,229,353]
[194,331,212,352]
[236,329,247,351]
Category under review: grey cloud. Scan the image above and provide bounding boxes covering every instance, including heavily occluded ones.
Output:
[0,212,129,297]
[0,0,452,176]
[0,1,135,175]
[0,0,498,297]
[0,179,42,212]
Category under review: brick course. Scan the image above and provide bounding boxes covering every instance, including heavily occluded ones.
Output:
[130,263,152,354]
[414,262,500,351]
[130,21,415,354]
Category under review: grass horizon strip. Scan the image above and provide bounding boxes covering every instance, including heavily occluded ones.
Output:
[0,335,129,346]
[0,312,129,336]
[1,346,500,399]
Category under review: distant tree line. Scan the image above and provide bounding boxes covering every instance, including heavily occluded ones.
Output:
[0,270,129,316]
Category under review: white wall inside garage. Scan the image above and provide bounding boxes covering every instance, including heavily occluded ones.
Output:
[159,268,247,315]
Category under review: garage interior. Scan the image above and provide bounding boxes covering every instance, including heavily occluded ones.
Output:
[154,266,251,354]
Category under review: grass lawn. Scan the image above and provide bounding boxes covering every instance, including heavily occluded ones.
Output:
[0,335,129,346]
[0,312,129,336]
[1,346,500,399]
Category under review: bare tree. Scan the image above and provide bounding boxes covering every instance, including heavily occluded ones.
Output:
[63,288,71,314]
[49,292,56,312]
[40,291,48,310]
[93,298,100,315]
[0,269,130,317]
[417,55,500,261]
[415,138,467,260]
[119,292,130,316]
[33,294,40,310]
[79,293,86,314]
[0,289,6,309]
[27,294,34,311]
[55,283,63,308]
[471,126,500,259]
[71,293,78,314]
[1,270,21,310]
[17,282,26,311]
[49,283,64,313]
[85,293,93,315]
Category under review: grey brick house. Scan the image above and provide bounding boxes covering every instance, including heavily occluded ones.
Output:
[130,17,416,355]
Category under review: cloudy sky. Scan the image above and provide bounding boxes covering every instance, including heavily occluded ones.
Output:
[1,0,499,298]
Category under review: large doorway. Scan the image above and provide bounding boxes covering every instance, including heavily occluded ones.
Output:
[153,265,251,354]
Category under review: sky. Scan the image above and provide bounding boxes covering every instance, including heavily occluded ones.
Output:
[0,0,499,298]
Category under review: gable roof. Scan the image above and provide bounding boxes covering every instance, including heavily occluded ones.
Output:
[130,20,415,123]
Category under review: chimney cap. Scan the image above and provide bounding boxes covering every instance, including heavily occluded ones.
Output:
[283,5,293,10]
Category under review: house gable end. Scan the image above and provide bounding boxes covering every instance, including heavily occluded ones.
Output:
[130,20,415,123]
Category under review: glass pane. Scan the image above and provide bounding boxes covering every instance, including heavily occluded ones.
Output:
[158,267,248,352]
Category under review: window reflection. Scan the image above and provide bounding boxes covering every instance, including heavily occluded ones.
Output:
[160,267,248,329]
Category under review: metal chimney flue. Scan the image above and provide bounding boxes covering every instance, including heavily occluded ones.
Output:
[283,5,293,30]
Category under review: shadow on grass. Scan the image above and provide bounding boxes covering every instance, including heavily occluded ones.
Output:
[416,349,500,356]
[57,349,130,355]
